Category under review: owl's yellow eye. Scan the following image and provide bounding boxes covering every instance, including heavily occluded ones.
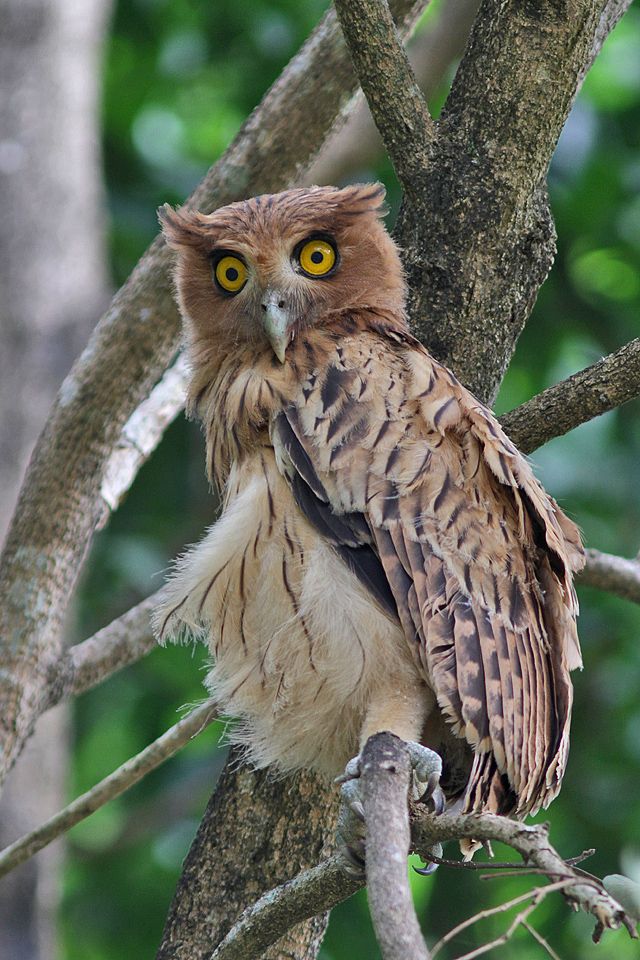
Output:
[214,255,248,294]
[297,238,337,278]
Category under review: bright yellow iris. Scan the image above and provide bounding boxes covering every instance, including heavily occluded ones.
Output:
[298,239,336,277]
[215,255,248,293]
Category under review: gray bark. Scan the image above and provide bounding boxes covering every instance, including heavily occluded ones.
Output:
[395,0,621,404]
[0,0,111,956]
[156,752,339,960]
[308,0,481,185]
[0,0,111,539]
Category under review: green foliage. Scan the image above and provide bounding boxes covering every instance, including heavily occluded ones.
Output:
[64,2,640,957]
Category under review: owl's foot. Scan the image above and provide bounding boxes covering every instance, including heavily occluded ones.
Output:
[406,741,446,812]
[335,740,445,877]
[336,740,445,811]
[336,777,367,878]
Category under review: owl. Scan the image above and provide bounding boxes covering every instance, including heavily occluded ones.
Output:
[155,183,584,827]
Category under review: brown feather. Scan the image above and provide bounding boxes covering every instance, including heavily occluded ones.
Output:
[155,185,584,824]
[273,323,583,816]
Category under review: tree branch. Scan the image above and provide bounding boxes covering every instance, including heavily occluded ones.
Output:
[0,702,216,881]
[395,0,633,404]
[100,354,188,515]
[334,0,434,194]
[0,0,428,788]
[156,752,340,960]
[413,811,637,939]
[309,0,480,186]
[209,855,360,960]
[430,878,574,959]
[579,549,640,605]
[361,734,430,960]
[499,338,640,454]
[203,802,638,960]
[44,592,160,711]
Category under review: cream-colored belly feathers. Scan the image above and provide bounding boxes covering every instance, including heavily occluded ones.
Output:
[155,449,418,778]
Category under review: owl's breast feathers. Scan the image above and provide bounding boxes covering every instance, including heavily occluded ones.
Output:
[180,311,585,817]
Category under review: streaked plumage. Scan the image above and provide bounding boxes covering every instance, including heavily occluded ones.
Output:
[155,183,584,821]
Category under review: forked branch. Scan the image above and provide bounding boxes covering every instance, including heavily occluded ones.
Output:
[334,0,435,192]
[208,735,637,960]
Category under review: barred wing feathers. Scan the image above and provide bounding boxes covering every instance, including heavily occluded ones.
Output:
[273,329,584,816]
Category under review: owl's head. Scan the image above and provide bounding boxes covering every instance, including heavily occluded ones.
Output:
[159,183,405,363]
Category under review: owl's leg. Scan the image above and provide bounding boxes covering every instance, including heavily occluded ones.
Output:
[341,684,444,805]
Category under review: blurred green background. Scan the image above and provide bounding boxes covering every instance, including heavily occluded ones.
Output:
[65,1,640,957]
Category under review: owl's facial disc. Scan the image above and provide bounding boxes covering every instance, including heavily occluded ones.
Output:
[261,290,291,363]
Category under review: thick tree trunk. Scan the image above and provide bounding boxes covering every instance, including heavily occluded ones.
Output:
[0,0,111,956]
[156,754,339,960]
[0,0,111,539]
[398,0,626,402]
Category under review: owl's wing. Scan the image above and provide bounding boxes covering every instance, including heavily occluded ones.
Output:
[272,329,584,815]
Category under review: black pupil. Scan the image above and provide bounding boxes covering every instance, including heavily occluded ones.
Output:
[225,266,239,282]
[310,250,324,264]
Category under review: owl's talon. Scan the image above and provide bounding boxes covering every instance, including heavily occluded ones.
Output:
[336,741,444,878]
[339,777,365,821]
[414,842,443,876]
[418,773,446,815]
[431,784,446,815]
[404,741,444,808]
[340,842,366,878]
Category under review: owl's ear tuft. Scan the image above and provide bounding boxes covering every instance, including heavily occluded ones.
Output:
[158,204,212,249]
[333,182,387,219]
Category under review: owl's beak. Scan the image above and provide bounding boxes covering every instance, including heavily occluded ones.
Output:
[261,292,292,364]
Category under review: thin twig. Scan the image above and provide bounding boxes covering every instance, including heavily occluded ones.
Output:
[430,880,574,958]
[418,852,529,872]
[522,919,563,960]
[0,702,216,880]
[334,0,434,194]
[419,847,595,874]
[413,811,638,940]
[450,900,542,960]
[500,338,640,455]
